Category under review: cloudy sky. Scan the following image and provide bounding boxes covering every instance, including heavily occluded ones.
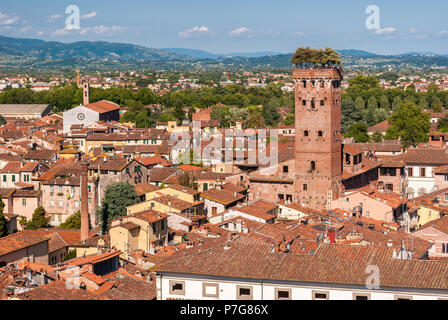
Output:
[1,0,448,54]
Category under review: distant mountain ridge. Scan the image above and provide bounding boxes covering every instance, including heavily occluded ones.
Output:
[163,48,282,59]
[0,35,190,61]
[1,35,447,71]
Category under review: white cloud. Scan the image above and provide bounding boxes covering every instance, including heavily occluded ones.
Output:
[229,27,251,37]
[46,14,61,23]
[52,28,69,36]
[374,27,396,35]
[437,30,448,36]
[52,25,126,36]
[0,12,18,25]
[81,11,97,20]
[37,31,44,36]
[178,26,211,38]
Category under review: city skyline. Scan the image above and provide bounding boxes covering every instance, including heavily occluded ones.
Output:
[1,0,448,55]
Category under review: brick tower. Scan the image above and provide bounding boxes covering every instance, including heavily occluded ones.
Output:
[83,82,90,106]
[292,68,344,209]
[80,160,89,242]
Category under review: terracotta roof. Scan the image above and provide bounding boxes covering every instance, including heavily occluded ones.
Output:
[354,141,402,153]
[24,149,57,160]
[0,231,49,256]
[135,183,159,196]
[152,194,198,211]
[119,222,140,230]
[149,167,178,182]
[0,161,21,173]
[12,189,41,198]
[17,280,101,300]
[84,100,120,114]
[234,206,275,221]
[368,120,390,133]
[88,157,128,171]
[201,188,245,205]
[123,145,160,155]
[62,250,122,267]
[343,144,363,155]
[86,133,127,141]
[222,183,247,194]
[251,199,278,212]
[416,216,448,235]
[135,155,171,167]
[152,237,448,291]
[178,164,203,173]
[166,184,200,196]
[130,210,168,224]
[399,148,448,165]
[0,188,15,198]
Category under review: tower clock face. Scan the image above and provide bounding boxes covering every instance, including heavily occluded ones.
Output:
[77,113,85,120]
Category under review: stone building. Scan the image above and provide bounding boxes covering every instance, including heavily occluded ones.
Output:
[63,83,120,133]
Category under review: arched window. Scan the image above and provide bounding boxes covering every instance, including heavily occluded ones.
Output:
[302,80,307,88]
[302,99,306,106]
[304,130,309,137]
[318,130,323,137]
[310,161,316,171]
[320,100,324,106]
[311,99,315,109]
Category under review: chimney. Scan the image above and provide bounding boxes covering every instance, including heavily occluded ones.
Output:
[83,82,90,106]
[80,160,89,243]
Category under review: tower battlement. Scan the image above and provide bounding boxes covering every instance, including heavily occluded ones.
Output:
[292,68,344,80]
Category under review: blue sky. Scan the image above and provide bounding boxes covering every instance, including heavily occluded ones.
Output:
[1,0,448,54]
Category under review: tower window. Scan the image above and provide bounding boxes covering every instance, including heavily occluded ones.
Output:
[318,131,323,137]
[320,100,324,106]
[310,161,316,171]
[283,166,289,173]
[303,184,307,191]
[304,130,309,137]
[302,80,307,88]
[311,99,315,109]
[302,99,306,106]
[311,80,315,88]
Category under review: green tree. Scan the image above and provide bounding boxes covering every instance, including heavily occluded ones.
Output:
[438,114,448,132]
[62,249,77,262]
[0,115,6,125]
[59,211,81,229]
[371,131,384,142]
[262,101,280,127]
[157,113,177,122]
[283,113,295,126]
[391,96,402,112]
[0,199,8,237]
[385,101,430,148]
[247,112,266,129]
[97,182,141,232]
[346,122,370,142]
[25,206,49,230]
[379,95,390,110]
